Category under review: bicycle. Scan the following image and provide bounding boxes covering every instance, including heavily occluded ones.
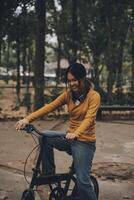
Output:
[20,124,99,200]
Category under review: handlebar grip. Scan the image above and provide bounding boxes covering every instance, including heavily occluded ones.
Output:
[20,124,34,133]
[20,125,77,140]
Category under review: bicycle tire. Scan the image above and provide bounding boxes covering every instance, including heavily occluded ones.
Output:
[21,189,35,200]
[90,175,99,199]
[69,175,78,197]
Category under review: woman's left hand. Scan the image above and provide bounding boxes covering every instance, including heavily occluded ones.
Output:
[66,132,77,140]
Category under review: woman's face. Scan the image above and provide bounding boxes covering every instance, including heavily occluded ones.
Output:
[67,72,83,93]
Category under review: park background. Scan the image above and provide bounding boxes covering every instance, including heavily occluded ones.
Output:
[0,1,134,200]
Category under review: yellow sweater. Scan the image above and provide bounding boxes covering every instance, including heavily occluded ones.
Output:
[26,88,101,142]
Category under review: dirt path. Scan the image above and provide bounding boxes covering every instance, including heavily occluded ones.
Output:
[0,119,134,199]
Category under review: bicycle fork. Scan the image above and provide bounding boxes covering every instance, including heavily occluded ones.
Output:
[21,147,43,200]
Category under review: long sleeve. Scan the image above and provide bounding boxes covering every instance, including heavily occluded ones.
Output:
[26,92,67,122]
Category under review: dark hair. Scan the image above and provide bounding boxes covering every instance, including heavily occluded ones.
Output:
[65,63,86,82]
[65,63,92,101]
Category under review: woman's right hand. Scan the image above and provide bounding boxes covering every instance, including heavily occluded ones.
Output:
[15,118,29,131]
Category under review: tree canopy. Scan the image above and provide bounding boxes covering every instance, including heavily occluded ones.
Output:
[0,0,134,107]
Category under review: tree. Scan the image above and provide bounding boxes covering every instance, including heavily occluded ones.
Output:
[102,0,131,103]
[0,0,19,65]
[34,0,46,109]
[70,0,78,63]
[129,0,134,91]
[78,0,107,90]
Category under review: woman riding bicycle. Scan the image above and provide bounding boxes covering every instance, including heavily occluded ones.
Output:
[15,62,100,200]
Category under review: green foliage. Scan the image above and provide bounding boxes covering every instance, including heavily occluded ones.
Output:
[0,0,134,106]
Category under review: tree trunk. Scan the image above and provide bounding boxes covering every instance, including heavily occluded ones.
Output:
[34,0,46,110]
[116,51,123,89]
[25,46,33,113]
[56,36,61,84]
[22,1,27,84]
[131,41,134,91]
[71,0,78,63]
[22,42,27,84]
[107,66,116,104]
[93,54,100,91]
[52,1,61,84]
[0,34,2,66]
[6,36,10,84]
[16,18,21,105]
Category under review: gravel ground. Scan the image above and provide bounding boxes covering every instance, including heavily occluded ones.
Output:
[0,119,134,200]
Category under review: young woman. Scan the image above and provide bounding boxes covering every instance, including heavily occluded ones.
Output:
[15,63,100,200]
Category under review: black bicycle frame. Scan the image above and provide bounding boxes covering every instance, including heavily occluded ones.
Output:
[27,141,76,190]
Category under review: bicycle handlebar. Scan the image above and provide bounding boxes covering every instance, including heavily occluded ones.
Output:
[20,124,67,138]
[20,124,35,133]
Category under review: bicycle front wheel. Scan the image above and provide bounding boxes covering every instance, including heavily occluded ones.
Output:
[90,175,99,199]
[21,189,35,200]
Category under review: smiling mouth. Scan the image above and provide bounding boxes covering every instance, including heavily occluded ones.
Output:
[71,87,78,91]
[72,86,76,88]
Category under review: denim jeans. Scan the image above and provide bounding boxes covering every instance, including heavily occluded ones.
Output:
[39,130,97,200]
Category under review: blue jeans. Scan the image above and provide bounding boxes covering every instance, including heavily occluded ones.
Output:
[40,130,97,200]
